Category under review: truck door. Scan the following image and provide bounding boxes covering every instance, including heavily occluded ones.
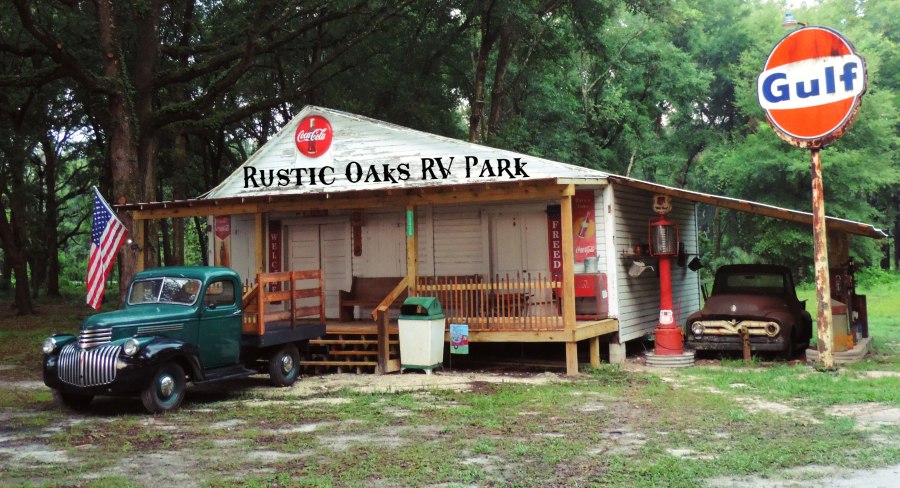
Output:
[198,279,242,369]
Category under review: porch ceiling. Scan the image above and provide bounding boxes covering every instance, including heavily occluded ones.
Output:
[117,179,581,219]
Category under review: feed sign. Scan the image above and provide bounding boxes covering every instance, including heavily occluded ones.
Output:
[757,27,866,148]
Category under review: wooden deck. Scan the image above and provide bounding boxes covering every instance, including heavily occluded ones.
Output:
[322,319,616,342]
[307,318,619,373]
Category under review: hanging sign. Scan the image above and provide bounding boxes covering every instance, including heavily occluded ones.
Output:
[450,324,469,354]
[295,115,333,157]
[572,190,596,263]
[546,205,562,283]
[757,26,866,148]
[268,221,282,295]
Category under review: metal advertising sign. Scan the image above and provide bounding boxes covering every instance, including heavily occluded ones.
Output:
[213,216,231,267]
[295,115,333,157]
[757,24,867,370]
[572,190,596,263]
[757,26,867,148]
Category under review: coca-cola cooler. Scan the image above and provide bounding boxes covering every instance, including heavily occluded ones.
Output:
[574,273,608,319]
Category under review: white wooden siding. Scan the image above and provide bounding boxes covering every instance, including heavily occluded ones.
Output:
[416,206,435,277]
[611,184,701,342]
[602,185,620,318]
[351,210,406,278]
[591,188,607,276]
[221,215,255,287]
[432,205,485,276]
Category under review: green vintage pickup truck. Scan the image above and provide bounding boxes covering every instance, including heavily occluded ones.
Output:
[42,266,325,413]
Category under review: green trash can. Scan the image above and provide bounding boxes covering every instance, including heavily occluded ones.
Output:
[398,297,446,373]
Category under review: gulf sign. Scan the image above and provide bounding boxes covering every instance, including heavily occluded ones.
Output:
[757,27,866,148]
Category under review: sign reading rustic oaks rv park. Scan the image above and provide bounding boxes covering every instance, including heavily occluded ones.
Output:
[757,26,867,369]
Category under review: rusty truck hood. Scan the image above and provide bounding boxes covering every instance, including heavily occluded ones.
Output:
[694,294,791,320]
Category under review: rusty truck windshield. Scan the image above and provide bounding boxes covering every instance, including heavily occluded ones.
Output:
[715,272,788,296]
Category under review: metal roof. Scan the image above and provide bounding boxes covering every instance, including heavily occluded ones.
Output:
[203,105,605,199]
[117,105,885,239]
[608,175,887,238]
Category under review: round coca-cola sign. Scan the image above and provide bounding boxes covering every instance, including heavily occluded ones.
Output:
[295,115,333,157]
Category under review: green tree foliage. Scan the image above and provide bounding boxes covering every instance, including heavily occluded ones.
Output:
[0,0,896,309]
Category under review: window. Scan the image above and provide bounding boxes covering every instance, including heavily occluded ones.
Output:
[128,277,202,305]
[720,273,787,295]
[206,280,235,308]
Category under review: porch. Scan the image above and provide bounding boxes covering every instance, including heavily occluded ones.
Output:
[240,268,616,374]
[127,178,621,375]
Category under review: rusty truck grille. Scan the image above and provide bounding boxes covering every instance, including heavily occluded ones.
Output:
[58,343,120,387]
[78,328,113,348]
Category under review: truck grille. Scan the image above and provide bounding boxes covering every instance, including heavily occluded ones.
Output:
[58,343,120,387]
[78,328,113,348]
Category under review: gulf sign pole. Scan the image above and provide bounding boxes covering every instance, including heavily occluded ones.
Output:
[757,26,867,369]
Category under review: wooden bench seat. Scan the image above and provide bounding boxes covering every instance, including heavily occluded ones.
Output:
[339,277,406,321]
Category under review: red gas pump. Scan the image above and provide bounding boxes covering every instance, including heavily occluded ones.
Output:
[649,196,683,355]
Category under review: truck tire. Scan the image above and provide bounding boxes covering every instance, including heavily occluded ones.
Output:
[52,389,94,412]
[141,362,186,413]
[778,338,795,360]
[268,344,300,387]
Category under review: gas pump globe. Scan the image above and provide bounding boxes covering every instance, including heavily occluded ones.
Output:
[649,195,684,355]
[649,215,678,256]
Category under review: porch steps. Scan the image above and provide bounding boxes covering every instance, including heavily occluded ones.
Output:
[302,325,400,374]
[310,339,399,346]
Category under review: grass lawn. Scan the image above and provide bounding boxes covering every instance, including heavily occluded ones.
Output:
[0,273,898,487]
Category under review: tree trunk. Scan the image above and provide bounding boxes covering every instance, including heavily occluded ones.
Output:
[894,210,899,270]
[29,252,46,299]
[161,218,173,266]
[469,1,499,143]
[0,256,10,291]
[487,27,512,138]
[96,0,142,304]
[172,133,188,265]
[0,204,33,314]
[41,136,61,296]
[194,217,209,266]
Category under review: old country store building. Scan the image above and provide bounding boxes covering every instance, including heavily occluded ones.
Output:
[118,106,885,375]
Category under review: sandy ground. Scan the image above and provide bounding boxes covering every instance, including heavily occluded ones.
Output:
[2,367,899,486]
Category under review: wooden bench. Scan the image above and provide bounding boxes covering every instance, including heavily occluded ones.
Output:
[339,277,407,322]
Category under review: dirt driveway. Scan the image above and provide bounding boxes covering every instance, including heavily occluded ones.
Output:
[1,365,899,487]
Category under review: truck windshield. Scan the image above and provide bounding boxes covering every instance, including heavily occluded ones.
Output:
[715,272,788,296]
[128,277,202,306]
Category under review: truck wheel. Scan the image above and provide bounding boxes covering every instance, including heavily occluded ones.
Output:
[52,389,94,412]
[141,362,186,413]
[268,344,300,387]
[779,338,795,360]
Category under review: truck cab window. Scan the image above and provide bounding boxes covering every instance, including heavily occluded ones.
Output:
[206,281,235,308]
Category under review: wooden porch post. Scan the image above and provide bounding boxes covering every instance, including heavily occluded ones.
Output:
[134,217,146,273]
[406,205,417,296]
[560,188,578,375]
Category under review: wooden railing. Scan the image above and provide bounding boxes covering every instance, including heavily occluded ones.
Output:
[371,276,408,373]
[416,274,563,331]
[242,270,325,335]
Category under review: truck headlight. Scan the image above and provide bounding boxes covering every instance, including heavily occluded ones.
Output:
[122,338,140,357]
[42,337,57,355]
[691,323,704,336]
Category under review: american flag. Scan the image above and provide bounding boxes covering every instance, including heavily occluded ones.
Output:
[86,187,128,310]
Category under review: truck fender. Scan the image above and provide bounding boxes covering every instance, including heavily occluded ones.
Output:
[136,337,205,382]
